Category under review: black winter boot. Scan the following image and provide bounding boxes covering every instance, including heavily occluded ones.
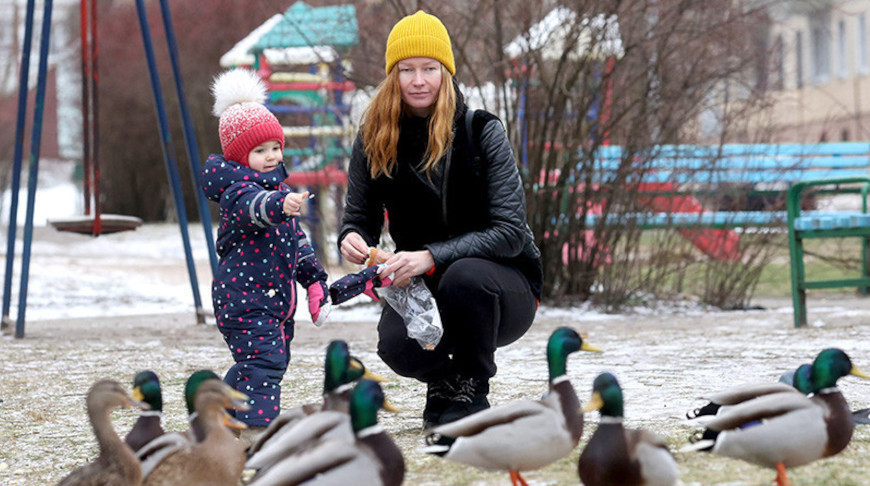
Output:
[422,377,456,429]
[438,376,490,425]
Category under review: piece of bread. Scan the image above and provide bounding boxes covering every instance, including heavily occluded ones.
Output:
[364,248,409,286]
[365,247,393,267]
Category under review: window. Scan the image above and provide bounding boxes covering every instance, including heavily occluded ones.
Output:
[810,16,831,83]
[772,35,785,90]
[837,19,847,78]
[859,14,868,73]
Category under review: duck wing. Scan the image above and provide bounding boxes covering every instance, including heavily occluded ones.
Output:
[697,391,813,430]
[706,382,798,405]
[247,405,312,455]
[246,411,352,471]
[425,400,575,471]
[429,399,542,438]
[687,382,798,418]
[247,439,365,486]
[628,429,679,486]
[138,431,192,479]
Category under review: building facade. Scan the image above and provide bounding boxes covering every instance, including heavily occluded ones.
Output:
[762,0,870,142]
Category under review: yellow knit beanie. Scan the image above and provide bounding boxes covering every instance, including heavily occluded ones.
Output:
[385,11,455,75]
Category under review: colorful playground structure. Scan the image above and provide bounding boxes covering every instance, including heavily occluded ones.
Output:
[220,1,358,262]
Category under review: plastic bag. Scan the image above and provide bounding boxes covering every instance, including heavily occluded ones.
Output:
[376,277,443,350]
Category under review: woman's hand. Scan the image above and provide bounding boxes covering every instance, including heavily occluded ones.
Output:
[383,250,434,286]
[340,232,369,265]
[283,191,310,217]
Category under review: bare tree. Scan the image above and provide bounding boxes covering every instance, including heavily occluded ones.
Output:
[358,1,778,307]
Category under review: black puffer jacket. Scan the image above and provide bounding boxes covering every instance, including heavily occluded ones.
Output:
[339,101,543,300]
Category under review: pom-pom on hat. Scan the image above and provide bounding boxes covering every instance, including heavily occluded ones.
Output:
[211,69,284,167]
[385,11,455,75]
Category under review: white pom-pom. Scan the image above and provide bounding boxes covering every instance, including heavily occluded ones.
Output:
[211,69,267,117]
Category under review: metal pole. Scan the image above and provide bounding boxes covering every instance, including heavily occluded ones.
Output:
[1,0,36,331]
[16,0,54,338]
[156,0,218,276]
[80,0,92,217]
[134,0,205,323]
[90,0,102,235]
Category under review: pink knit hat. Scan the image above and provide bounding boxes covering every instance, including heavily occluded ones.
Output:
[211,69,284,167]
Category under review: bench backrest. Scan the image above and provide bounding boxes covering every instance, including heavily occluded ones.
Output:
[585,142,870,185]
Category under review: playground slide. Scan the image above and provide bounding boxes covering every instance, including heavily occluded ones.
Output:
[638,182,741,261]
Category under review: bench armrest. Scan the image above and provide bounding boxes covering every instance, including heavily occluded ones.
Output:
[787,176,870,224]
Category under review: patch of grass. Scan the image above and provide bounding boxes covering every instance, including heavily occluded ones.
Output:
[754,237,865,298]
[634,230,865,302]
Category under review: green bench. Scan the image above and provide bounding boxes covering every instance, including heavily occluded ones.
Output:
[586,143,870,327]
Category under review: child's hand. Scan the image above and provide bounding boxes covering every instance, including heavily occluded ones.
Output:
[308,280,331,326]
[283,191,310,217]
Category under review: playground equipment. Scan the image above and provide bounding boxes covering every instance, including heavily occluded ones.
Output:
[220,1,358,262]
[3,0,217,338]
[49,0,143,235]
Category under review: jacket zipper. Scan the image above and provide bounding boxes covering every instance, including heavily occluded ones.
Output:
[441,137,454,228]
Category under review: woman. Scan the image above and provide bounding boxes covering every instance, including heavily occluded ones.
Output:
[339,10,542,428]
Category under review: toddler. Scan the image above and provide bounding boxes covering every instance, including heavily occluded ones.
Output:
[201,69,330,437]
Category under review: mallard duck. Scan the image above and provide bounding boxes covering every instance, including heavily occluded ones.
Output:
[245,355,386,472]
[137,370,223,479]
[683,348,869,486]
[57,379,149,486]
[247,379,404,486]
[125,370,165,452]
[247,340,385,456]
[578,372,679,486]
[182,369,224,442]
[795,368,870,426]
[423,327,602,486]
[687,364,814,420]
[142,378,249,486]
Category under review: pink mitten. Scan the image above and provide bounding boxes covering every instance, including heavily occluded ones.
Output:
[363,264,393,300]
[307,281,331,326]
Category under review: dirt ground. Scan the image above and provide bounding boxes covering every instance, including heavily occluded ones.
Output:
[2,293,870,485]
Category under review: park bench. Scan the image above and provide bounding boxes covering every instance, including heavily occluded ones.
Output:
[585,142,870,328]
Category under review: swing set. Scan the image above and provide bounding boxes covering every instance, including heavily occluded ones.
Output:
[2,0,218,338]
[49,0,142,235]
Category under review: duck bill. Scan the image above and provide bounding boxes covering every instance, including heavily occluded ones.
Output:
[382,399,401,414]
[362,369,388,383]
[222,385,251,411]
[583,392,604,413]
[124,396,151,411]
[131,387,145,403]
[581,341,603,353]
[223,411,248,430]
[851,365,870,379]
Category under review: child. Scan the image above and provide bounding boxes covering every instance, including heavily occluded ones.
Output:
[201,69,330,437]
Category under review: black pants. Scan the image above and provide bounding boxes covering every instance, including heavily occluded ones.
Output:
[377,257,537,383]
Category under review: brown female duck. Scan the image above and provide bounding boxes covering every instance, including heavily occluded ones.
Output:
[57,379,148,486]
[142,379,249,486]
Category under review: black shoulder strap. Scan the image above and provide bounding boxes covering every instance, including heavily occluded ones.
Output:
[465,109,478,161]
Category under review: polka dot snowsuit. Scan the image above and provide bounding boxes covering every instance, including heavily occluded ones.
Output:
[202,154,328,426]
